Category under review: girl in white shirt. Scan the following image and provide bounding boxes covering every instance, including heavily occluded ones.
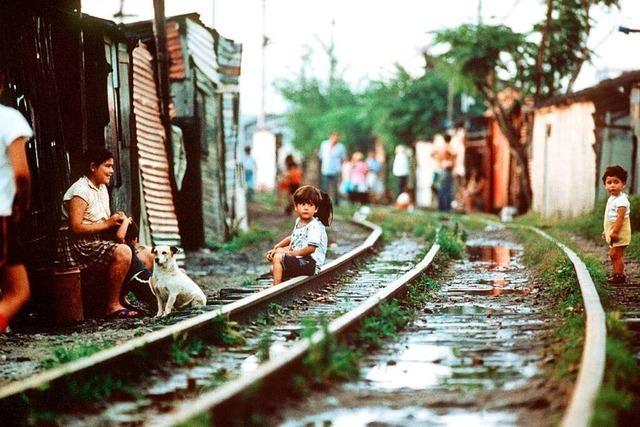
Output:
[266,185,332,285]
[601,165,631,284]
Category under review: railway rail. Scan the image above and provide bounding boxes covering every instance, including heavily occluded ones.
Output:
[0,216,608,427]
[0,218,381,423]
[156,220,607,427]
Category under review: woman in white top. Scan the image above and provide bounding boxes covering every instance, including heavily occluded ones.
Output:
[58,148,137,318]
[392,144,410,197]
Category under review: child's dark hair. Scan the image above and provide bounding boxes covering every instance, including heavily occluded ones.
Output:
[84,147,114,173]
[293,185,333,226]
[602,165,628,184]
[285,154,297,170]
[125,220,139,243]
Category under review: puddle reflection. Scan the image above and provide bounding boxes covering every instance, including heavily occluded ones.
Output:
[466,246,514,269]
[280,406,518,427]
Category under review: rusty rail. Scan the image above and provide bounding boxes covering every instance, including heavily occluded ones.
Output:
[0,218,381,420]
[154,234,441,425]
[480,219,606,427]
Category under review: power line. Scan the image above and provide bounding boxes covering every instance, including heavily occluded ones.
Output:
[499,0,524,25]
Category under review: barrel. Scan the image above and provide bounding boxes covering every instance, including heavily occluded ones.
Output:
[48,267,84,323]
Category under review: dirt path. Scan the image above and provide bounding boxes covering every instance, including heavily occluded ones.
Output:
[564,233,640,359]
[0,199,368,387]
[268,225,567,426]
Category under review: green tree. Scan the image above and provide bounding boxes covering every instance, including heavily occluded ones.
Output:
[365,65,484,150]
[276,47,371,156]
[434,0,620,211]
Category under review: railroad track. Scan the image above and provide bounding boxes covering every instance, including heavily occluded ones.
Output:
[0,218,385,423]
[152,220,607,427]
[0,216,606,426]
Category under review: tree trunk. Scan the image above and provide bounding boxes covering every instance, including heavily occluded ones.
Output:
[534,0,554,97]
[489,101,533,213]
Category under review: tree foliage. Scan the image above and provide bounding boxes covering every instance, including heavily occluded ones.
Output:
[433,0,620,211]
[277,55,482,156]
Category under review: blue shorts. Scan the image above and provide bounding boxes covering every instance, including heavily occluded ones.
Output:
[282,255,316,281]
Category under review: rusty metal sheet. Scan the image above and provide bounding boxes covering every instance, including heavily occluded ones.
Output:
[216,34,241,88]
[166,21,186,81]
[186,18,219,85]
[132,41,182,249]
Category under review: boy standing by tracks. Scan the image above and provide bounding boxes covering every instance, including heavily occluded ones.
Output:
[602,165,632,284]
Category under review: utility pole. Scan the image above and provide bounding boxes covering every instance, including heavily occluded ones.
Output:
[152,0,171,131]
[258,0,267,129]
[477,0,482,24]
[211,0,216,29]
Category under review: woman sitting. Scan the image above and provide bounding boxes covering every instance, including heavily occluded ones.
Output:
[58,148,137,319]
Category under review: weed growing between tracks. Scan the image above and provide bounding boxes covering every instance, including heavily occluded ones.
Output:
[42,342,114,369]
[294,274,442,391]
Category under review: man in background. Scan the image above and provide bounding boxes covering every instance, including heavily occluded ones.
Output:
[319,131,346,205]
[243,146,257,203]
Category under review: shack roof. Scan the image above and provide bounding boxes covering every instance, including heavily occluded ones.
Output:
[536,70,640,112]
[123,13,221,84]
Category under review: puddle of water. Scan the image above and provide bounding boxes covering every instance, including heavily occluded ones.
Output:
[280,406,518,427]
[352,240,544,397]
[56,237,424,424]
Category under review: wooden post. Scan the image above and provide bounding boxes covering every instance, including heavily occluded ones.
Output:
[152,0,172,148]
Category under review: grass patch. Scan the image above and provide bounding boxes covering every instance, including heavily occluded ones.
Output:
[256,327,273,363]
[436,223,466,260]
[590,313,640,426]
[367,207,437,241]
[211,228,275,253]
[514,219,639,425]
[171,335,206,365]
[65,375,141,402]
[210,315,246,346]
[42,342,113,369]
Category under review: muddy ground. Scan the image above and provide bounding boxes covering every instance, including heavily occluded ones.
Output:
[0,198,368,386]
[265,224,568,427]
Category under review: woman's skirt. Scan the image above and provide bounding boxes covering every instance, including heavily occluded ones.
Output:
[57,229,119,273]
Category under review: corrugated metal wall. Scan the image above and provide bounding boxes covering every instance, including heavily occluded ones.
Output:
[186,18,228,244]
[131,42,183,254]
[217,35,247,231]
[531,102,597,218]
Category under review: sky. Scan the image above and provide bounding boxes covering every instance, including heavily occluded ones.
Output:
[83,0,640,118]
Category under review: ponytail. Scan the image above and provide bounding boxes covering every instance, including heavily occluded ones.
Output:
[292,185,333,226]
[316,190,333,227]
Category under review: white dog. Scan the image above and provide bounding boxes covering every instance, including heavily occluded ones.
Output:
[151,245,207,317]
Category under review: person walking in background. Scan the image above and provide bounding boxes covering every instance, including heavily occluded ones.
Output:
[0,98,33,333]
[243,146,256,203]
[348,152,369,204]
[319,131,346,206]
[281,154,304,215]
[366,150,382,202]
[392,144,410,197]
[432,134,456,212]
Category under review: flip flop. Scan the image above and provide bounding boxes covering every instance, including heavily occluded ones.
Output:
[105,308,140,320]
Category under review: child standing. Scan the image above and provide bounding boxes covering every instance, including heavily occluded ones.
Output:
[266,185,332,285]
[602,165,632,284]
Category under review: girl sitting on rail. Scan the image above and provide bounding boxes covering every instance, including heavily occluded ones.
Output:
[266,185,332,285]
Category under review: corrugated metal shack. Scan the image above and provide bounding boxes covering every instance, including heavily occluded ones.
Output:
[130,41,183,253]
[0,2,139,268]
[125,14,246,248]
[531,71,640,218]
[217,32,248,233]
